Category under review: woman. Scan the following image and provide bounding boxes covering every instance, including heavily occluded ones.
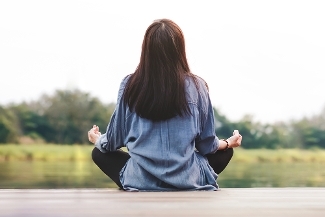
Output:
[88,19,242,191]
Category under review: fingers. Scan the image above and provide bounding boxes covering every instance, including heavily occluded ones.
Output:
[90,125,101,135]
[88,131,99,144]
[229,130,242,148]
[92,125,101,135]
[234,134,242,147]
[88,125,101,144]
[237,135,242,144]
[88,129,94,143]
[230,134,240,140]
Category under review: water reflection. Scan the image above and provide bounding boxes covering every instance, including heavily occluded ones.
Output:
[218,162,325,188]
[0,161,324,189]
[0,161,117,189]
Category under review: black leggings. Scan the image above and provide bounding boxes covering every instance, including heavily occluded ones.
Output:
[92,147,234,189]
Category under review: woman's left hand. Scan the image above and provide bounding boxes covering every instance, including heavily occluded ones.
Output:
[88,125,101,144]
[227,130,242,148]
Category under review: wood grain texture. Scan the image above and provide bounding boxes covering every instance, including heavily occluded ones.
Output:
[1,188,324,217]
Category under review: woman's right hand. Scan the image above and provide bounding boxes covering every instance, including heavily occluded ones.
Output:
[88,125,101,144]
[227,130,242,148]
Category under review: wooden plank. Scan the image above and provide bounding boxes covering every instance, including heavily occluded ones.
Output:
[1,188,324,217]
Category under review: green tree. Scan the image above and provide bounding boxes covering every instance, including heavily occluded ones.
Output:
[292,116,325,149]
[257,122,292,149]
[9,103,48,141]
[0,106,19,143]
[30,89,114,144]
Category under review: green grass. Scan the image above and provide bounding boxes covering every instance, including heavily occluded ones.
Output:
[232,147,325,163]
[0,144,93,161]
[0,144,325,163]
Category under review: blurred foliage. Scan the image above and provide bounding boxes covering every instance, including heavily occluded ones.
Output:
[0,89,325,149]
[213,105,325,149]
[1,89,115,144]
[0,106,19,143]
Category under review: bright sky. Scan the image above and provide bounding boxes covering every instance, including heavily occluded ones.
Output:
[0,0,324,124]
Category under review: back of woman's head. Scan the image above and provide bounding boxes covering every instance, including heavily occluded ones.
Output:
[142,19,189,73]
[123,19,195,121]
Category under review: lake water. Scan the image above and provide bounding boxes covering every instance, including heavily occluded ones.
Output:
[0,161,324,189]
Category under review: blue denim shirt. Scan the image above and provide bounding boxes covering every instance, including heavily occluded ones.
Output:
[95,75,220,191]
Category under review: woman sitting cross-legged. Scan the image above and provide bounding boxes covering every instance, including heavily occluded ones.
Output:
[88,19,242,191]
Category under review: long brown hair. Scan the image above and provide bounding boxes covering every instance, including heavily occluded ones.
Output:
[123,19,196,121]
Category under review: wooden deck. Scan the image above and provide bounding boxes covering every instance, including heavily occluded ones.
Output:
[1,188,324,217]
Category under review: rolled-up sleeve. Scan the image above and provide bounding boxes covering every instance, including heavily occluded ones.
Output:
[94,76,129,153]
[195,92,219,155]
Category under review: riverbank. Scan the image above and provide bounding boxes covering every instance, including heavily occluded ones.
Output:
[1,144,325,163]
[1,188,324,217]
